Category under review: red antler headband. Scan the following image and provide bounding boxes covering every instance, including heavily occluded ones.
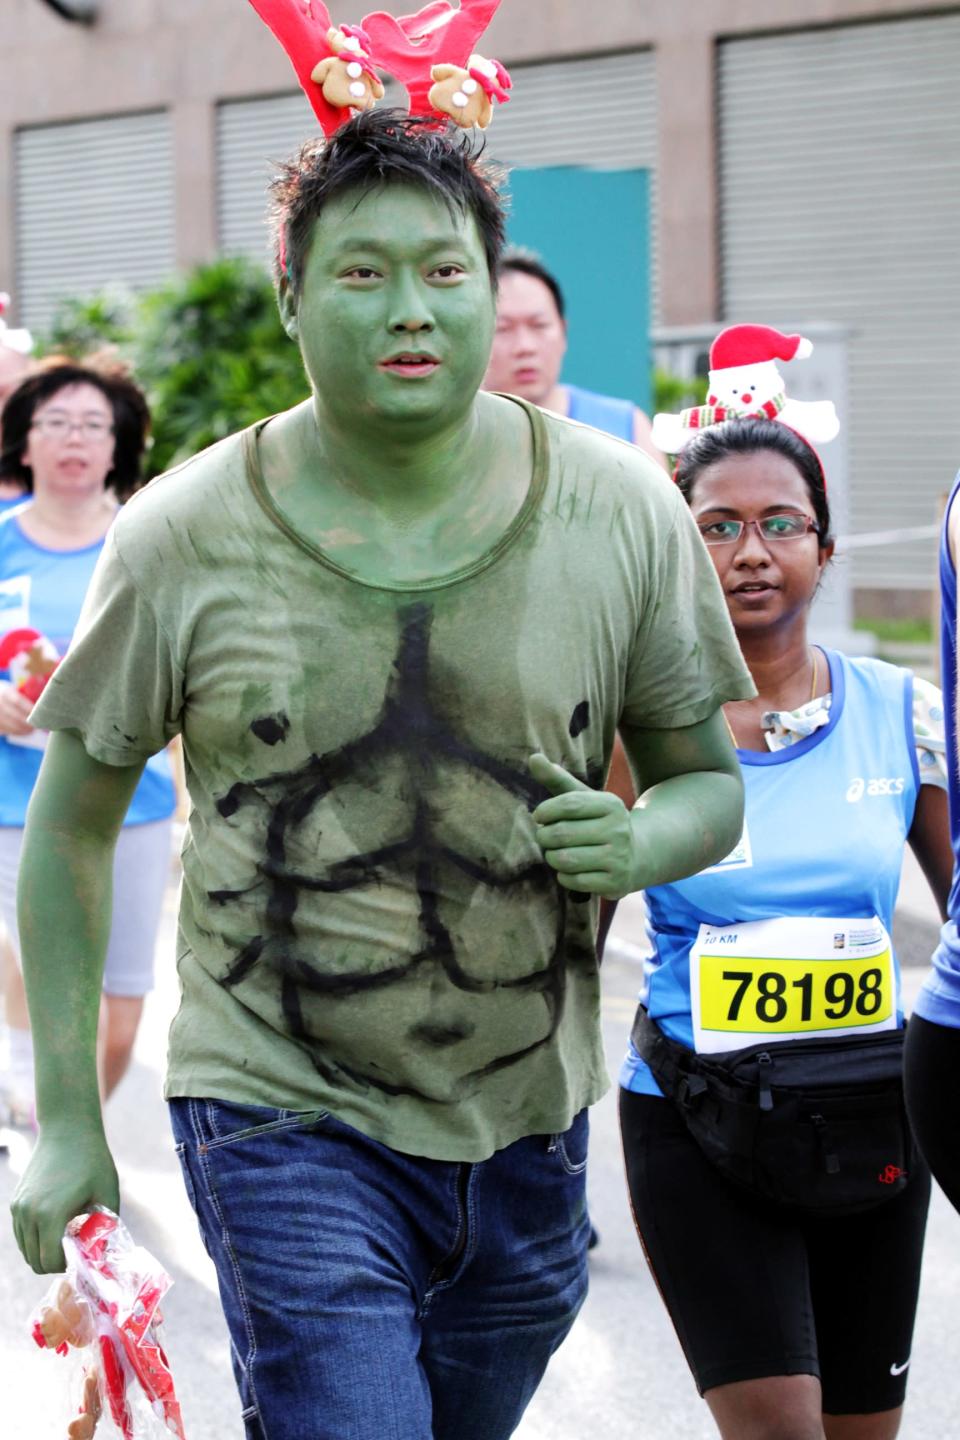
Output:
[246,2,346,136]
[247,0,511,136]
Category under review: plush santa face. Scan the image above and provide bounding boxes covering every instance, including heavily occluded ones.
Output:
[707,359,784,412]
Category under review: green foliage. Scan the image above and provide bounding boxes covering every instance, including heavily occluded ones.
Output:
[134,259,310,474]
[853,616,934,645]
[42,258,310,478]
[652,366,701,416]
[42,289,135,358]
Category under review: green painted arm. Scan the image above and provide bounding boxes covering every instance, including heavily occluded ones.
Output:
[10,730,146,1273]
[532,708,743,898]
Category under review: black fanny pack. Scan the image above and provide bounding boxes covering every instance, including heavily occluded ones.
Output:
[632,1007,916,1214]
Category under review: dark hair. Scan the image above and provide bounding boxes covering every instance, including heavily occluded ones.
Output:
[498,247,566,321]
[0,358,150,501]
[675,418,832,544]
[271,108,506,297]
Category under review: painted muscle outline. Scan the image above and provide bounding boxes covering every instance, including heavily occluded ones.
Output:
[209,602,594,1101]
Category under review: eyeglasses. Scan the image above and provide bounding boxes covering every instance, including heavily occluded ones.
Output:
[30,415,114,441]
[697,514,820,547]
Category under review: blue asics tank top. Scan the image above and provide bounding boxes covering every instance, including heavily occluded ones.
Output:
[914,472,960,1027]
[621,650,919,1095]
[0,509,175,827]
[564,384,635,441]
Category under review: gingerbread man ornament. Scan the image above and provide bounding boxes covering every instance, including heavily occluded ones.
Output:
[38,1280,95,1352]
[428,52,511,129]
[311,25,386,112]
[67,1370,103,1440]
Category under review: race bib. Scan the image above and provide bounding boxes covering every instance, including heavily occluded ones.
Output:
[0,575,30,634]
[690,915,896,1054]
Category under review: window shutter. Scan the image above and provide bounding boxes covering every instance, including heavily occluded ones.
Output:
[16,110,174,333]
[719,16,960,590]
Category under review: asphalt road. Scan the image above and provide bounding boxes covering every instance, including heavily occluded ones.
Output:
[1,861,956,1440]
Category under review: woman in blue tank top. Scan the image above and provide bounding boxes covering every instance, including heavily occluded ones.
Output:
[619,417,951,1440]
[0,360,176,1129]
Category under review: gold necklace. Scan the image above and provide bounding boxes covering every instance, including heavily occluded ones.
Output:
[724,647,820,749]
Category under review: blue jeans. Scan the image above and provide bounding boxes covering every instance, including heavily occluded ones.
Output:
[169,1099,590,1440]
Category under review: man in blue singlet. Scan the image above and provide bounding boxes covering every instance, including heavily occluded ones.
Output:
[483,250,665,467]
[904,474,960,1210]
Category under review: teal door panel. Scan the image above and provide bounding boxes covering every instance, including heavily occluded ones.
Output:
[505,167,651,412]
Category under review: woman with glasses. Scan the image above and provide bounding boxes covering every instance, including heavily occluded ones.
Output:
[618,416,951,1440]
[0,360,175,1126]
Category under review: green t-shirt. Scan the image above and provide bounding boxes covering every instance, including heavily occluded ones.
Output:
[33,398,754,1161]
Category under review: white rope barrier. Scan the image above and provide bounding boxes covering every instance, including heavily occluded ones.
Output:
[834,524,940,552]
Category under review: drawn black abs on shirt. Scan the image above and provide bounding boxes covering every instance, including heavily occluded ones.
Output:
[209,601,599,1103]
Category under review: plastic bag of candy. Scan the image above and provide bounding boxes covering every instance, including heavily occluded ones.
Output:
[29,1208,186,1439]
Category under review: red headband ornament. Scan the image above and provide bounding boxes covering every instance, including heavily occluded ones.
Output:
[429,53,511,129]
[311,22,385,113]
[248,0,511,135]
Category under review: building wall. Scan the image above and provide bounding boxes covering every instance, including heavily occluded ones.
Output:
[4,0,957,322]
[3,0,957,611]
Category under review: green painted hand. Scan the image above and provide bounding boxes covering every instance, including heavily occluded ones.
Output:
[530,752,645,900]
[11,1122,119,1274]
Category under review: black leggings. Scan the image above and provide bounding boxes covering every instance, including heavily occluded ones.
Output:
[620,1088,929,1412]
[904,1013,960,1212]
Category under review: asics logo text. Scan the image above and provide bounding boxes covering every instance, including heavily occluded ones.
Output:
[846,777,905,802]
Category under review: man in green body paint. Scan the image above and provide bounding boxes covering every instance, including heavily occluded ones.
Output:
[11,114,754,1439]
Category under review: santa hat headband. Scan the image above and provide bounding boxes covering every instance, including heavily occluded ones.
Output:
[651,323,840,458]
[709,324,812,371]
[247,1,512,137]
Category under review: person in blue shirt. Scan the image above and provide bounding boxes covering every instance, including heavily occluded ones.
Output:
[482,249,665,467]
[0,359,176,1125]
[904,475,960,1211]
[619,416,951,1440]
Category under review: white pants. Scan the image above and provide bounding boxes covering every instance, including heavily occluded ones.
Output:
[0,818,173,997]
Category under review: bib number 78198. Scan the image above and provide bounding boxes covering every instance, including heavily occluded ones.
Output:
[690,916,896,1054]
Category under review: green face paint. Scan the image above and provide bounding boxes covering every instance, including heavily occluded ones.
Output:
[292,184,496,439]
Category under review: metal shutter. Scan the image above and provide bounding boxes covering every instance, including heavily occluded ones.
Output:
[489,52,658,313]
[15,110,174,334]
[489,52,655,169]
[218,93,319,264]
[719,15,960,592]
